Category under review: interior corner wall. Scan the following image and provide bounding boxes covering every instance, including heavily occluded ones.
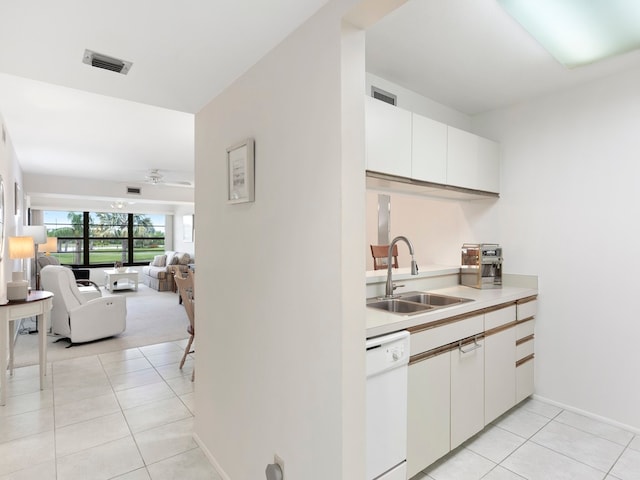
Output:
[193,1,363,478]
[473,66,640,430]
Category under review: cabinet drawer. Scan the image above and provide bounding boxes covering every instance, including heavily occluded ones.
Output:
[517,299,537,320]
[516,357,535,402]
[515,319,535,340]
[410,315,484,356]
[485,305,516,330]
[9,303,43,320]
[516,338,534,361]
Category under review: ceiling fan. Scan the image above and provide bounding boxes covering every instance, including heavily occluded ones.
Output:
[144,169,193,188]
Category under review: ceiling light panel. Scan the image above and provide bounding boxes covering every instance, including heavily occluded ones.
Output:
[497,0,640,68]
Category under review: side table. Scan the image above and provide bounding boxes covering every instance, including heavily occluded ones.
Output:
[0,291,53,406]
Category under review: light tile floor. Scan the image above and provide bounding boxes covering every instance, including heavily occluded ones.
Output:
[0,340,221,480]
[412,398,640,480]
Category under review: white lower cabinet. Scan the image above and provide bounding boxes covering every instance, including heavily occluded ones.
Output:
[407,352,450,479]
[484,326,516,424]
[407,299,537,474]
[516,297,537,403]
[516,357,535,403]
[450,335,484,449]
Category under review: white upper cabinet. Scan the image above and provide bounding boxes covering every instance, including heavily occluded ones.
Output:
[365,97,500,195]
[365,96,412,178]
[447,126,500,193]
[478,135,500,193]
[411,113,447,184]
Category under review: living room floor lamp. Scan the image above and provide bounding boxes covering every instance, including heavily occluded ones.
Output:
[23,225,47,290]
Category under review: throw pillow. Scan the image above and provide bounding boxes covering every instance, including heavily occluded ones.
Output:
[169,255,180,265]
[151,254,166,267]
[177,252,191,265]
[38,256,61,266]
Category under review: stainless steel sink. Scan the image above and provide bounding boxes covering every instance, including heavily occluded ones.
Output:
[366,291,474,315]
[367,299,434,315]
[398,292,473,307]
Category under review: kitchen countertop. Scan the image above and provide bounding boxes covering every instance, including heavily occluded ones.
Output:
[366,284,538,339]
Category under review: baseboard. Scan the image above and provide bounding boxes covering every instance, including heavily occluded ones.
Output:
[532,393,640,435]
[193,432,231,480]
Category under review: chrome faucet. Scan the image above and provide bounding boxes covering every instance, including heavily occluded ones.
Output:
[385,235,419,298]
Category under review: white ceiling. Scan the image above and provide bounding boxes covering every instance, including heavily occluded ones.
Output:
[0,0,331,208]
[3,0,640,212]
[366,0,640,115]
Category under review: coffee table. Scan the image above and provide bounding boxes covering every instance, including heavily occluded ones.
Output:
[104,269,139,292]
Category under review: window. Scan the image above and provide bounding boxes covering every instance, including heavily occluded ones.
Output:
[43,211,165,266]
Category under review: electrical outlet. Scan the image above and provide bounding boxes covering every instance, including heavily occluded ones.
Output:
[274,454,285,479]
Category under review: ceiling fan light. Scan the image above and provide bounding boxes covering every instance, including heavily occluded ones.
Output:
[497,0,640,68]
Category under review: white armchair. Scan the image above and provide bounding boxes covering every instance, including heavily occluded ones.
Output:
[40,265,127,345]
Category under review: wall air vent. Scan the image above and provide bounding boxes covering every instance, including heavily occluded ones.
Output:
[83,49,132,75]
[126,186,142,195]
[371,86,397,106]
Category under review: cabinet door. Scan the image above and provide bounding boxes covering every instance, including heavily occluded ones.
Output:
[450,336,484,449]
[447,126,500,193]
[412,113,447,184]
[516,357,535,403]
[365,96,412,178]
[477,136,500,193]
[484,327,516,424]
[407,352,450,478]
[446,126,477,190]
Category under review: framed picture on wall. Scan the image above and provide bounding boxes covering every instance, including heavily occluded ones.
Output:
[227,138,255,204]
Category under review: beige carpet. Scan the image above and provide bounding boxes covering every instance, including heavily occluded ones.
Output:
[13,284,189,367]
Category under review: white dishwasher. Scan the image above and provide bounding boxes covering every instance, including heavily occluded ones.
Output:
[366,330,410,480]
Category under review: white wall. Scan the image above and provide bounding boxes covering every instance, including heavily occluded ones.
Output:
[365,189,500,269]
[193,1,370,478]
[474,66,640,431]
[366,72,472,130]
[0,116,26,302]
[171,207,195,255]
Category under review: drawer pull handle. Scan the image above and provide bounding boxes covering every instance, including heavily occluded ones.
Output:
[459,336,482,354]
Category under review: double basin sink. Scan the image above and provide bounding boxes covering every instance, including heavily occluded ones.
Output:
[367,291,473,315]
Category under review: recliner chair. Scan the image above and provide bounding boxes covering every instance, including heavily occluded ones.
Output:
[40,265,127,346]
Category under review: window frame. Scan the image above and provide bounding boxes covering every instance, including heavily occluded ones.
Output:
[43,211,166,267]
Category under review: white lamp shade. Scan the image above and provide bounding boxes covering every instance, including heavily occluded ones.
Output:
[22,225,47,245]
[41,236,58,254]
[8,236,35,260]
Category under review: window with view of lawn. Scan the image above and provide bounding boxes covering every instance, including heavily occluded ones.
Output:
[42,211,166,267]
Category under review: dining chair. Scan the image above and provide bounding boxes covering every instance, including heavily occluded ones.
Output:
[174,271,195,381]
[370,244,399,270]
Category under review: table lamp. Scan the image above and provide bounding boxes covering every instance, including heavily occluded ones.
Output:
[40,236,58,256]
[8,236,34,300]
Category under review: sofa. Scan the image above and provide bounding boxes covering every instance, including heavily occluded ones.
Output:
[141,251,193,291]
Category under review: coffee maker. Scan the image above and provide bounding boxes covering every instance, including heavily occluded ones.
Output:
[460,243,502,289]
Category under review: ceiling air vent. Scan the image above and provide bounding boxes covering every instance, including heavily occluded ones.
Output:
[371,86,397,106]
[83,49,132,75]
[126,186,142,195]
